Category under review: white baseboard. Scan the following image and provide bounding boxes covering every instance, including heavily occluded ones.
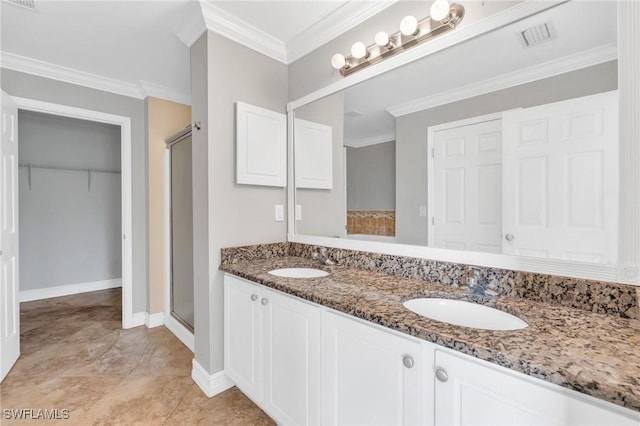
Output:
[165,314,194,352]
[130,312,146,328]
[191,359,234,398]
[145,312,165,328]
[19,278,122,302]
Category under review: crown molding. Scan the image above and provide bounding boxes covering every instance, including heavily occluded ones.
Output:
[286,0,398,64]
[200,2,287,63]
[386,43,617,117]
[138,80,191,105]
[176,9,207,47]
[1,51,191,104]
[344,132,395,148]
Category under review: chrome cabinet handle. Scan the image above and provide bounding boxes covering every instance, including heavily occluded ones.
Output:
[261,298,268,306]
[250,294,258,302]
[402,355,414,369]
[505,233,515,241]
[435,367,449,382]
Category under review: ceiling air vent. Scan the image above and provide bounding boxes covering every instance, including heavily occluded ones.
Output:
[3,0,36,10]
[519,22,555,48]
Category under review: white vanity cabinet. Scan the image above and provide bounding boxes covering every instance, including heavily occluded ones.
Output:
[322,311,431,425]
[224,274,639,426]
[433,349,639,426]
[224,275,321,425]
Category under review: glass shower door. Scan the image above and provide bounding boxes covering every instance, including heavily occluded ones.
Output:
[169,131,194,331]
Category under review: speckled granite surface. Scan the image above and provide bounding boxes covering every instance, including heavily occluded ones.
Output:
[222,242,640,320]
[221,243,640,412]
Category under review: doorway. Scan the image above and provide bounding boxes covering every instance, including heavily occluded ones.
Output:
[12,96,134,326]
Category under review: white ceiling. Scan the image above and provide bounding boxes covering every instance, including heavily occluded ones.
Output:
[339,0,618,146]
[0,0,392,104]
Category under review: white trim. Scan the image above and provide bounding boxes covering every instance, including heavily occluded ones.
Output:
[386,44,617,117]
[163,149,172,319]
[145,312,165,328]
[19,279,122,303]
[286,1,565,112]
[191,359,235,398]
[200,2,287,63]
[176,7,207,47]
[11,97,137,327]
[138,81,191,106]
[131,312,146,328]
[286,1,399,64]
[165,314,194,352]
[1,51,191,105]
[344,133,395,148]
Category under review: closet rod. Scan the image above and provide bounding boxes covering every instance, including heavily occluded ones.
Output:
[18,164,121,174]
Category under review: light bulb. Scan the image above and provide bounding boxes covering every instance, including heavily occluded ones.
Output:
[430,0,451,21]
[331,53,346,70]
[374,31,392,48]
[351,41,368,59]
[400,15,419,36]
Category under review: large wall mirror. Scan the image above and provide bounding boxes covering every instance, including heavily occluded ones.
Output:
[291,0,639,284]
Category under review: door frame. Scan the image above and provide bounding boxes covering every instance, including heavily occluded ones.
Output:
[12,96,135,329]
[426,112,503,246]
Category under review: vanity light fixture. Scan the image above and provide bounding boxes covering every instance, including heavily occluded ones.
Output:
[330,0,465,76]
[351,41,369,59]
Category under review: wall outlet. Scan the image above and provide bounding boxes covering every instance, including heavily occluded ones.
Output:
[295,204,302,221]
[274,205,284,222]
[419,205,427,217]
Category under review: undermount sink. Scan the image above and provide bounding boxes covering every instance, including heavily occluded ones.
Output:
[403,298,528,331]
[268,268,329,278]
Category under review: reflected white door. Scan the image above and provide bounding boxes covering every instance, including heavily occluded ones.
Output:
[0,90,20,381]
[502,91,618,263]
[431,119,503,253]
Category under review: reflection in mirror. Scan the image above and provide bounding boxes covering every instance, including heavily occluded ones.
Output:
[294,0,621,265]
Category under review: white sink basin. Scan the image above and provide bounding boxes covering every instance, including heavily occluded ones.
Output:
[268,268,329,278]
[403,298,527,330]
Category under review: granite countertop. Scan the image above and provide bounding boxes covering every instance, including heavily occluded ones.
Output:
[220,255,640,413]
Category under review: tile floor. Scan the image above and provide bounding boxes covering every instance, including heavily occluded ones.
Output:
[0,288,274,425]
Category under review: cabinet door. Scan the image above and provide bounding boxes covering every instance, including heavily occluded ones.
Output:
[434,349,639,426]
[323,311,426,425]
[262,288,321,425]
[224,275,262,402]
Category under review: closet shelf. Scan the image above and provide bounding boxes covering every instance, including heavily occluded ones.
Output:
[19,163,120,191]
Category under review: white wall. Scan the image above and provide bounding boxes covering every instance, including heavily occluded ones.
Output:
[18,111,122,291]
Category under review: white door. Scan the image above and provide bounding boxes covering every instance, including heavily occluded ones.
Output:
[0,90,20,382]
[262,288,321,425]
[434,349,638,425]
[502,91,618,263]
[430,119,503,253]
[224,275,262,402]
[323,311,426,425]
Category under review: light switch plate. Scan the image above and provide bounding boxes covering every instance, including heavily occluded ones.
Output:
[275,205,284,222]
[295,204,302,221]
[419,205,427,217]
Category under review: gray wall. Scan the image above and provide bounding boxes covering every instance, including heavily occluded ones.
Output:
[1,68,148,312]
[395,61,618,245]
[288,1,521,101]
[347,141,395,211]
[19,111,121,291]
[295,92,345,237]
[192,31,288,374]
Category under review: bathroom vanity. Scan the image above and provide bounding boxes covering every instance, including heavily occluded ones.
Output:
[220,243,640,426]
